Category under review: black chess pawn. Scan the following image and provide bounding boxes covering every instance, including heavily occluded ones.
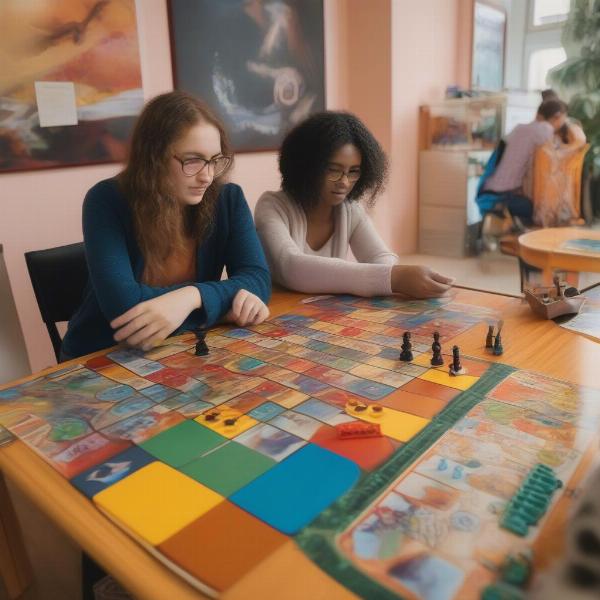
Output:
[194,329,209,356]
[493,332,503,356]
[430,331,443,366]
[448,345,463,376]
[399,331,413,362]
[485,325,494,349]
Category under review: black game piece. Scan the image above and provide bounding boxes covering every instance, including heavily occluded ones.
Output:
[354,404,368,412]
[448,345,463,376]
[224,417,238,426]
[564,286,580,298]
[485,325,494,349]
[493,331,504,356]
[194,328,209,356]
[431,331,444,366]
[399,331,413,362]
[204,412,218,422]
[553,275,562,297]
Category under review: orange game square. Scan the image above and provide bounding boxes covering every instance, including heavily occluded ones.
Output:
[158,500,287,591]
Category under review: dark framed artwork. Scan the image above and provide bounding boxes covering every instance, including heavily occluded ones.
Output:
[0,0,144,174]
[471,1,506,92]
[168,0,326,152]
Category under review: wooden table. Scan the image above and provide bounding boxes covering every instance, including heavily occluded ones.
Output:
[1,288,599,600]
[519,227,600,285]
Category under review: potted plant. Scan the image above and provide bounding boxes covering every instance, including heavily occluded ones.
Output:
[549,0,600,216]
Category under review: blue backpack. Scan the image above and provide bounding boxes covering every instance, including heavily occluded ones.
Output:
[475,140,506,215]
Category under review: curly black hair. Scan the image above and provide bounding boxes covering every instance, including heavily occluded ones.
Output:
[279,111,388,212]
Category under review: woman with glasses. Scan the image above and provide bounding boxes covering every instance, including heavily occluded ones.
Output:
[61,91,271,359]
[255,111,453,297]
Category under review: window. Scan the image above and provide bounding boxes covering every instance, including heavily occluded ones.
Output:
[532,0,571,27]
[528,47,567,90]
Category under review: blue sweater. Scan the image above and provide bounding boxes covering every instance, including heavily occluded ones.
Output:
[62,178,271,358]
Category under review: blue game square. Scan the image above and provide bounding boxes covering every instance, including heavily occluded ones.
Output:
[248,401,285,421]
[230,444,360,534]
[70,446,156,498]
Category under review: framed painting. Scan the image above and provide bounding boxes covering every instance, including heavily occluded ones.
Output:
[0,0,144,173]
[471,1,506,92]
[168,0,326,152]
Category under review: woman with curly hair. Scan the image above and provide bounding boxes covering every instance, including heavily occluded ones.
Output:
[61,91,271,360]
[255,111,453,297]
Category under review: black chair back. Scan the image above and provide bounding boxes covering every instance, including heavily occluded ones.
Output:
[25,243,88,362]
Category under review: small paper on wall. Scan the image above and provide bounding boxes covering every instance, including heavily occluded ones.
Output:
[34,81,78,127]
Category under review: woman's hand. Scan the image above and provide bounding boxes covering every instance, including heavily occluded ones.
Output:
[225,289,270,326]
[391,265,454,298]
[111,286,201,351]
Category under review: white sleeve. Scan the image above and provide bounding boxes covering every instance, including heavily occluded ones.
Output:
[349,203,399,266]
[255,193,393,296]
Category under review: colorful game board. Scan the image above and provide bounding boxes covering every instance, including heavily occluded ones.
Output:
[1,293,599,599]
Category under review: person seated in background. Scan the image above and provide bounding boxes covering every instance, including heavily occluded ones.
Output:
[531,91,588,227]
[541,89,587,150]
[254,111,454,298]
[61,91,271,361]
[481,99,568,230]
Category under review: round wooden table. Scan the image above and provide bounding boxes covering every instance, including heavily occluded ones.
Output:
[519,227,600,284]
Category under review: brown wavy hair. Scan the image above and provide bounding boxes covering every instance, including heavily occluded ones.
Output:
[119,91,233,282]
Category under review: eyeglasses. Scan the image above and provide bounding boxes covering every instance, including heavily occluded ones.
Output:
[173,155,231,177]
[325,166,361,183]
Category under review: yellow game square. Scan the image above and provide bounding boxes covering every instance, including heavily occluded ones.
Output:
[194,408,258,439]
[94,462,223,545]
[419,368,479,390]
[411,352,436,368]
[345,406,430,442]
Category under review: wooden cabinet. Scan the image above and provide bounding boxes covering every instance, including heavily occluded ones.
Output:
[418,150,491,257]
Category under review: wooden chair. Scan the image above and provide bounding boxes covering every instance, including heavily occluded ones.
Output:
[531,143,590,226]
[25,243,88,362]
[500,143,590,291]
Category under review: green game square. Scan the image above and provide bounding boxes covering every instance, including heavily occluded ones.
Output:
[140,420,226,467]
[180,441,276,497]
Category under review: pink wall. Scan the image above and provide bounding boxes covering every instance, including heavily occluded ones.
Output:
[389,0,463,254]
[1,0,467,373]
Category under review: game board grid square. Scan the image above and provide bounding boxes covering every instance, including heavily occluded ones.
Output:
[94,461,223,545]
[194,409,258,439]
[343,405,430,442]
[158,500,288,592]
[71,446,156,498]
[399,379,462,402]
[377,390,448,419]
[233,423,306,462]
[179,441,276,497]
[230,443,361,534]
[139,420,226,467]
[310,424,396,471]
